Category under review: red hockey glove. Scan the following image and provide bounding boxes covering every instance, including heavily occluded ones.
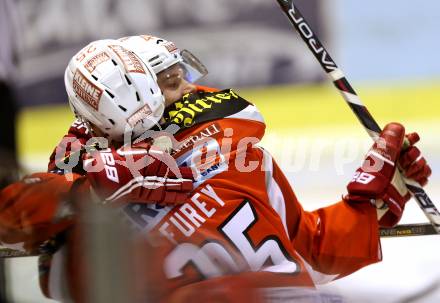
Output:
[0,173,80,252]
[398,132,431,186]
[48,119,92,172]
[84,146,194,206]
[345,123,431,227]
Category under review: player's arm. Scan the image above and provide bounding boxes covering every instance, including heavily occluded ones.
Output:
[46,117,195,204]
[1,145,194,253]
[268,156,380,280]
[84,145,194,205]
[0,172,83,252]
[289,123,431,279]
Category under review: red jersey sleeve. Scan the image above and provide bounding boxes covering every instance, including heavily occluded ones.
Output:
[269,155,381,280]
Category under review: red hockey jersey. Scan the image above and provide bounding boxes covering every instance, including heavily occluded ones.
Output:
[2,88,381,302]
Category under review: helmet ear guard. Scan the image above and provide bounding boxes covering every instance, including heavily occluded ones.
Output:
[64,39,165,142]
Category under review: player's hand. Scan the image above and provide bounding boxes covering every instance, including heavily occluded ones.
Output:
[0,173,79,252]
[84,146,194,206]
[345,123,431,227]
[398,132,431,186]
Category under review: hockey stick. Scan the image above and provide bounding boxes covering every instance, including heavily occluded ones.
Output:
[0,248,33,258]
[1,222,436,258]
[276,0,440,235]
[0,224,435,258]
[379,223,437,238]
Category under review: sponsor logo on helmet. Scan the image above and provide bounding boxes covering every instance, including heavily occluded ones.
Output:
[140,35,156,42]
[84,52,111,73]
[76,44,97,63]
[127,105,153,128]
[73,69,103,110]
[109,45,146,74]
[164,42,178,53]
[139,35,178,53]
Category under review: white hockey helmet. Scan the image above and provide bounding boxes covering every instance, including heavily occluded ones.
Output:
[65,39,165,142]
[119,35,208,83]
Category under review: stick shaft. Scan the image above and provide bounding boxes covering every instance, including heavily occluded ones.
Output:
[276,0,440,233]
[379,223,437,238]
[0,248,33,258]
[1,222,437,258]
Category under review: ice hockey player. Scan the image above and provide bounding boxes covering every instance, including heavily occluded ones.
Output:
[0,35,432,302]
[0,38,195,300]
